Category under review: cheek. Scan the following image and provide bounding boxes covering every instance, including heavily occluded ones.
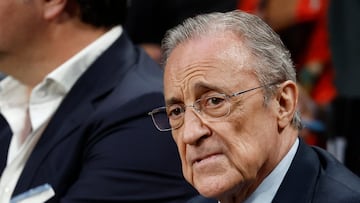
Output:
[222,110,277,177]
[226,134,267,178]
[172,133,193,183]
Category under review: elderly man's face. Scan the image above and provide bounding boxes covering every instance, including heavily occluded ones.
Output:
[163,32,285,200]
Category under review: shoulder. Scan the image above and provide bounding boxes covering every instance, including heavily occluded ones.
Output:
[95,33,165,113]
[112,33,165,98]
[312,146,360,202]
[274,140,360,203]
[107,49,164,114]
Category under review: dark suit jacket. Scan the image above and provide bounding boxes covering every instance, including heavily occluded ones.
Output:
[273,139,360,202]
[189,139,360,203]
[0,33,197,202]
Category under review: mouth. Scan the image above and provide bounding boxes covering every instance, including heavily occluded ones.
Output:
[192,153,221,165]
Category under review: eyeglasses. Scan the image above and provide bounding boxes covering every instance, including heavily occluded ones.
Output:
[148,82,278,131]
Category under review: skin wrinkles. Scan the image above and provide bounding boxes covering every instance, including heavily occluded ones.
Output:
[224,102,278,201]
[164,30,297,203]
[165,63,211,104]
[164,62,253,107]
[164,31,253,100]
[192,86,275,200]
[216,89,277,201]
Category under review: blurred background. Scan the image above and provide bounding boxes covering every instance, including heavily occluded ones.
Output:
[1,0,358,176]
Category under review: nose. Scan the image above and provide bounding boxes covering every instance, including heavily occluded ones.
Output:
[181,108,210,145]
[186,104,200,113]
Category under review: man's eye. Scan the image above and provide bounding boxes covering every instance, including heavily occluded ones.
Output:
[205,96,225,107]
[167,105,184,118]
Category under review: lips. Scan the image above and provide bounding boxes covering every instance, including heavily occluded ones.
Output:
[191,152,221,165]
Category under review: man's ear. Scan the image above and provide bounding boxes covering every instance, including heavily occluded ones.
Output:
[275,80,298,129]
[42,0,67,20]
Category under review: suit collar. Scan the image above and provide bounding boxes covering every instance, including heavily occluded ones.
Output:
[272,138,320,203]
[0,114,12,174]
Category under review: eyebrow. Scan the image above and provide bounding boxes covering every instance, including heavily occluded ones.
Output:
[165,82,226,106]
[194,82,217,91]
[165,97,182,107]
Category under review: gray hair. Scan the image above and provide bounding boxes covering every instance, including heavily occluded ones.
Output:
[161,10,302,129]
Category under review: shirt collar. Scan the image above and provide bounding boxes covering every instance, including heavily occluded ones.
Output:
[46,25,123,94]
[0,26,123,130]
[0,25,122,97]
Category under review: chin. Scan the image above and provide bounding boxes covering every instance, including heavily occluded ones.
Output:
[194,177,229,198]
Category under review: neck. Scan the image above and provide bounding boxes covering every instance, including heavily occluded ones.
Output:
[218,127,298,203]
[0,24,108,88]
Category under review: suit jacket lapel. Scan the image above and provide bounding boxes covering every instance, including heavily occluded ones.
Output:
[272,139,320,203]
[0,114,12,174]
[13,33,138,193]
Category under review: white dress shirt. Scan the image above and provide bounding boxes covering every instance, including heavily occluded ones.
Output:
[0,26,122,203]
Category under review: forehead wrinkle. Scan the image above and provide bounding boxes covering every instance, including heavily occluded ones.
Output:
[176,63,213,89]
[165,63,217,106]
